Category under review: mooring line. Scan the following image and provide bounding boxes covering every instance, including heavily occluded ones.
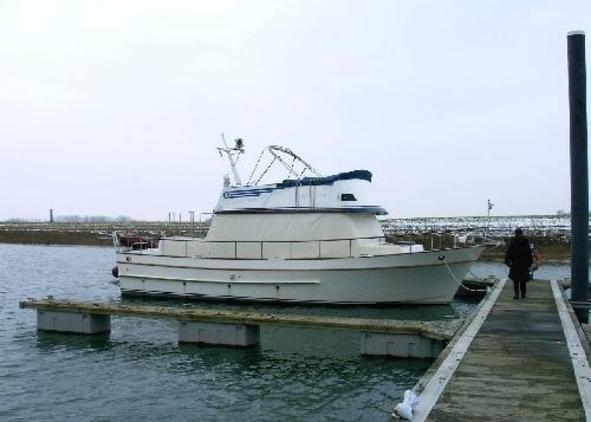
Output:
[442,261,488,292]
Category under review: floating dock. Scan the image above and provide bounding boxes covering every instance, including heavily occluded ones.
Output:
[21,277,591,420]
[410,279,591,421]
[19,298,461,357]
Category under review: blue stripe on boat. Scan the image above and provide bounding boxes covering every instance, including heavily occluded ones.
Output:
[215,206,388,215]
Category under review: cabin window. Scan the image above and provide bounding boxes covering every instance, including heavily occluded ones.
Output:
[341,193,357,201]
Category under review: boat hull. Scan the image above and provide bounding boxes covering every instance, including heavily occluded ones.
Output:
[116,246,484,305]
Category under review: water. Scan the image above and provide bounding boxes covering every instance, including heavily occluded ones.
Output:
[0,244,571,421]
[470,260,571,282]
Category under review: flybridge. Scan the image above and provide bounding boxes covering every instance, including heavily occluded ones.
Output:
[215,172,385,214]
[224,170,374,198]
[214,137,383,214]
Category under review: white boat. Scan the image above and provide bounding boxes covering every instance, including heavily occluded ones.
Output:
[113,137,484,304]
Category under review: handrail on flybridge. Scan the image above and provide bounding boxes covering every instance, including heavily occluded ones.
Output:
[265,145,322,179]
[217,135,322,187]
[247,145,322,186]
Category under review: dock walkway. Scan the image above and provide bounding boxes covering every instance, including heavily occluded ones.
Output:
[416,279,590,421]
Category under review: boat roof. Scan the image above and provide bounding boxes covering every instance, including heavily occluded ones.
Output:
[216,168,385,215]
[275,170,372,188]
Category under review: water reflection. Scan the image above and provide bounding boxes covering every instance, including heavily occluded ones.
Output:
[36,331,111,352]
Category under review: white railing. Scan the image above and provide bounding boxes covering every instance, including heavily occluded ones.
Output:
[169,236,389,259]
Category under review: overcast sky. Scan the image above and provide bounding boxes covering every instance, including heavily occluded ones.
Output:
[1,1,590,221]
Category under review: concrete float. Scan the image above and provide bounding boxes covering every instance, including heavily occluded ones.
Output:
[19,298,466,357]
[36,309,111,334]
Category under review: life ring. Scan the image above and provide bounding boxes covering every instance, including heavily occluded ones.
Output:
[532,250,544,271]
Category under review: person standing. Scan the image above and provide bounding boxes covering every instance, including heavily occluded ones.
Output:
[505,228,533,299]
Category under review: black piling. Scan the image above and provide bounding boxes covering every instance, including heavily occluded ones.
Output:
[567,31,589,323]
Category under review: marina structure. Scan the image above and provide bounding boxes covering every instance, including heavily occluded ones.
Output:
[19,297,464,358]
[409,279,591,421]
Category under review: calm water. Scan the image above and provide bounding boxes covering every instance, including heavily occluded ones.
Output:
[0,244,571,421]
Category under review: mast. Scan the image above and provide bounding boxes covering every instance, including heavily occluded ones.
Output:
[217,133,243,186]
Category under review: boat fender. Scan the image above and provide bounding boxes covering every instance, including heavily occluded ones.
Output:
[111,265,119,278]
[438,255,446,261]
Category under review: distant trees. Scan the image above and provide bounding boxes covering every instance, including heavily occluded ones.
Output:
[2,215,134,223]
[54,215,133,223]
[556,209,570,216]
[4,218,31,223]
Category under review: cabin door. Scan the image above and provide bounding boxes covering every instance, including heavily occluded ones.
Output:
[295,185,315,208]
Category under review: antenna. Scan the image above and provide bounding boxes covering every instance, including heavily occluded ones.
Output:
[217,133,244,186]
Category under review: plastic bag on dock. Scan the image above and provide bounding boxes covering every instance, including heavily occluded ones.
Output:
[392,390,419,420]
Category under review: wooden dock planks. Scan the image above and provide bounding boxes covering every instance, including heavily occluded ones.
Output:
[426,280,586,421]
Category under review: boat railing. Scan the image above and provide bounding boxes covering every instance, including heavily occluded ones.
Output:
[162,236,410,259]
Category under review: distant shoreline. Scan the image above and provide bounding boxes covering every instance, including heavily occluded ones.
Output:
[0,221,572,264]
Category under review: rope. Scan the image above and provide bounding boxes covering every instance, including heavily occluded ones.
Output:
[288,155,297,178]
[442,260,489,292]
[298,166,308,178]
[255,157,277,185]
[246,150,266,185]
[468,269,484,281]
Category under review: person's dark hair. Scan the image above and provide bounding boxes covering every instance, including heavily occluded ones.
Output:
[514,228,523,236]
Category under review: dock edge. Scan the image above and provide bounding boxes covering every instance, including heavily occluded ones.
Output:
[407,278,506,421]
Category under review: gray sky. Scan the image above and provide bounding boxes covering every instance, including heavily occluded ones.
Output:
[1,1,590,221]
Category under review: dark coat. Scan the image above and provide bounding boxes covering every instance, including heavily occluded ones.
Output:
[505,235,533,282]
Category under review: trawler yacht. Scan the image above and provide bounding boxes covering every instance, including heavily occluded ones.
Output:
[113,138,484,304]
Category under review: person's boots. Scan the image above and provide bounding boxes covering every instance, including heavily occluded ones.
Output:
[513,281,519,299]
